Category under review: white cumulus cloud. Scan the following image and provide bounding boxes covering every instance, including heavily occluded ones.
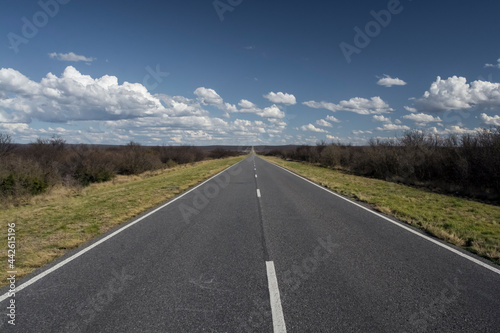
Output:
[403,113,442,124]
[326,115,341,123]
[304,96,393,114]
[258,105,285,119]
[193,87,238,116]
[0,67,292,145]
[0,66,163,123]
[376,124,410,131]
[480,113,500,126]
[49,52,95,62]
[263,92,297,105]
[194,87,224,105]
[231,101,285,119]
[326,135,341,141]
[372,115,391,123]
[315,119,332,127]
[376,75,407,87]
[238,99,257,109]
[300,124,328,133]
[413,76,500,112]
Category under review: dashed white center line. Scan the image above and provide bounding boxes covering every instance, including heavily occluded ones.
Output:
[256,189,261,198]
[255,174,258,178]
[266,261,287,333]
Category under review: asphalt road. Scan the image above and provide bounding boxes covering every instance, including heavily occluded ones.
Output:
[1,154,500,332]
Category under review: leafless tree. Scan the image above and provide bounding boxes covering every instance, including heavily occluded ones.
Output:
[0,132,15,158]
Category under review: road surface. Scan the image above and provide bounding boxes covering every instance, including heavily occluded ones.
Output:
[1,154,499,332]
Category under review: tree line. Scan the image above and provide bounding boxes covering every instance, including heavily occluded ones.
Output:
[0,133,240,205]
[263,128,500,203]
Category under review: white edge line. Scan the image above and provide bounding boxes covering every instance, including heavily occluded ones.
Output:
[0,158,247,303]
[266,261,287,333]
[257,189,261,198]
[260,157,500,276]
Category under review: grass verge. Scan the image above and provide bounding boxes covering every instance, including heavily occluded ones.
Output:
[0,156,245,289]
[261,156,500,266]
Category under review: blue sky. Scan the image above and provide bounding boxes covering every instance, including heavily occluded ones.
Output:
[1,0,500,145]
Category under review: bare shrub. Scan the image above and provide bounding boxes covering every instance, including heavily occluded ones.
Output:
[266,128,500,202]
[65,146,117,186]
[117,142,163,175]
[0,132,16,158]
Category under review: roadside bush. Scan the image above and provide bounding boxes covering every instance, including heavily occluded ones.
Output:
[65,146,117,186]
[116,142,163,175]
[156,145,206,165]
[266,128,500,202]
[0,155,49,197]
[209,148,240,159]
[0,133,239,206]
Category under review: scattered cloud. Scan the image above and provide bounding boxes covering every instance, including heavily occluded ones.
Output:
[376,124,410,131]
[428,125,479,135]
[352,130,372,135]
[49,52,95,62]
[326,135,341,141]
[480,113,500,126]
[372,115,391,123]
[404,106,417,113]
[194,87,224,105]
[257,105,286,119]
[263,92,297,105]
[304,96,393,114]
[377,75,407,87]
[326,115,341,123]
[300,124,328,133]
[315,119,332,127]
[413,76,500,112]
[485,58,500,69]
[238,99,257,109]
[194,87,238,116]
[403,113,442,124]
[233,101,285,119]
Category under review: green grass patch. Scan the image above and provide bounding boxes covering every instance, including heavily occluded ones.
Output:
[261,156,500,266]
[0,156,244,289]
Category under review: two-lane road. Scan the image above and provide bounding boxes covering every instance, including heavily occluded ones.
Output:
[1,155,499,332]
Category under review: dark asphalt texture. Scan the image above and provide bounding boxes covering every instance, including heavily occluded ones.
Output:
[1,154,499,332]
